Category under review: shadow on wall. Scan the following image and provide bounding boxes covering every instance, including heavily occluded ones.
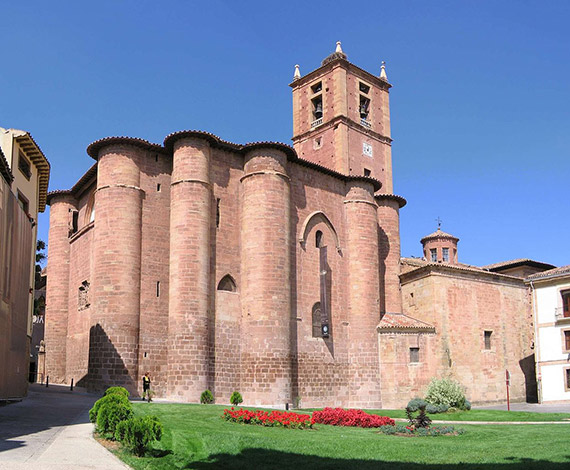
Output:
[377,224,390,316]
[76,324,137,396]
[519,354,538,403]
[185,448,570,470]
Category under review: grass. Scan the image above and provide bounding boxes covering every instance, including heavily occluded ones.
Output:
[110,403,570,470]
[358,408,570,422]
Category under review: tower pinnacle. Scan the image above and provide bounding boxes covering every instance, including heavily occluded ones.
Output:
[293,64,301,80]
[380,61,388,81]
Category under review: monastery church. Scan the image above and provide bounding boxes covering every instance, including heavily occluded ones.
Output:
[45,44,544,408]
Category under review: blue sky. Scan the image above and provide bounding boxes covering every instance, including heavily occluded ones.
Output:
[2,0,568,267]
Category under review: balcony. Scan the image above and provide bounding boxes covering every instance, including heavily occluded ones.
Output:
[554,307,570,323]
[311,118,323,128]
[360,118,371,128]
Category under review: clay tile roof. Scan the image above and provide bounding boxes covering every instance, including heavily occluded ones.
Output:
[377,312,435,332]
[482,258,556,272]
[527,265,570,281]
[0,146,13,184]
[87,136,166,159]
[375,193,407,208]
[47,163,98,205]
[420,228,459,244]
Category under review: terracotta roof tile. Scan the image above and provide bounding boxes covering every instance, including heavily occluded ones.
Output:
[420,228,459,243]
[377,312,435,332]
[482,258,556,272]
[527,265,570,281]
[0,146,13,184]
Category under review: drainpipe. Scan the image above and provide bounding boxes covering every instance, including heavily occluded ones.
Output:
[529,280,541,403]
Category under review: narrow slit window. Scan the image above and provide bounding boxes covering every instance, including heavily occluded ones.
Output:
[156,281,160,297]
[216,198,221,228]
[316,230,323,248]
[157,183,161,192]
[484,331,492,350]
[312,302,322,338]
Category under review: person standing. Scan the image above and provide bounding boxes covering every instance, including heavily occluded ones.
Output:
[142,372,152,402]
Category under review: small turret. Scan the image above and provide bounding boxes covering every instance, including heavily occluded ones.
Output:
[421,226,459,264]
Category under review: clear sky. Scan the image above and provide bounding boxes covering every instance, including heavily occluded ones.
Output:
[2,0,568,267]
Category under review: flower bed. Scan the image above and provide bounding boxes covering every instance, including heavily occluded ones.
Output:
[222,408,312,429]
[379,424,464,436]
[311,408,395,428]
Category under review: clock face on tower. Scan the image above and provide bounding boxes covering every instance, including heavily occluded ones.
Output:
[363,142,373,157]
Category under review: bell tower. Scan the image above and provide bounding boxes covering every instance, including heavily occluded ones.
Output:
[290,42,394,192]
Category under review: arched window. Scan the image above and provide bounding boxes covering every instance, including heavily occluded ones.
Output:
[315,230,323,248]
[312,302,321,337]
[217,275,237,292]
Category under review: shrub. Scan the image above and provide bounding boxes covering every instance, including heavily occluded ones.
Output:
[425,403,449,414]
[223,408,312,429]
[230,391,243,406]
[311,408,395,428]
[89,392,130,423]
[104,386,130,399]
[96,400,134,437]
[115,415,163,456]
[425,378,469,410]
[406,398,427,412]
[200,390,214,404]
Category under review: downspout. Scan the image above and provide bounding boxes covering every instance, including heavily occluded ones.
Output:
[530,280,541,403]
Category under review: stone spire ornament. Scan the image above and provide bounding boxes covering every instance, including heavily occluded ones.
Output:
[380,61,388,81]
[293,64,301,80]
[322,41,347,66]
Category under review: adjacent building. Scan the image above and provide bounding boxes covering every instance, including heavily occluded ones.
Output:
[527,266,570,403]
[0,128,50,400]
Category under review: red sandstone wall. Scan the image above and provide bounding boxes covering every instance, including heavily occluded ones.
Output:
[66,218,93,385]
[137,150,171,396]
[211,148,244,402]
[290,163,350,407]
[400,271,534,405]
[45,195,76,384]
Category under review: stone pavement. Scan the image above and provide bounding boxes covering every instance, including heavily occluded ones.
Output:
[0,383,129,470]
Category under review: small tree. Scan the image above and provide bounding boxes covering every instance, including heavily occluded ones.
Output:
[230,391,243,406]
[200,390,214,404]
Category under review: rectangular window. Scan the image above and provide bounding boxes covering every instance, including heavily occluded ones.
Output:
[442,247,449,262]
[359,82,370,94]
[562,291,570,318]
[484,331,492,350]
[564,330,570,352]
[17,191,29,215]
[410,347,420,363]
[363,168,371,177]
[430,248,437,262]
[18,152,32,180]
[565,368,570,392]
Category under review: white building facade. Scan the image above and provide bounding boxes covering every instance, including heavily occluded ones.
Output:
[528,266,570,403]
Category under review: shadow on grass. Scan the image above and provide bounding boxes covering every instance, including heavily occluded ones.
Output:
[184,449,570,470]
[147,449,173,458]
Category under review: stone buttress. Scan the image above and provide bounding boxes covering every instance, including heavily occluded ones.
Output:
[166,136,212,400]
[45,193,77,383]
[89,142,144,394]
[240,145,292,406]
[344,180,382,408]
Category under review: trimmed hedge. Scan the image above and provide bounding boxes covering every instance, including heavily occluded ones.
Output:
[115,415,163,456]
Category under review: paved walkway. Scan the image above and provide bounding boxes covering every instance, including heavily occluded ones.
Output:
[0,383,129,470]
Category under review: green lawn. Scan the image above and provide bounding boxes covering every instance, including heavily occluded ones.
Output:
[114,403,570,470]
[357,408,570,422]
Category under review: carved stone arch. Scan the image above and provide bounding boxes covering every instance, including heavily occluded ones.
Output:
[299,211,341,253]
[217,274,237,292]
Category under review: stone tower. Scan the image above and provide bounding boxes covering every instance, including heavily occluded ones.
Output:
[290,42,393,192]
